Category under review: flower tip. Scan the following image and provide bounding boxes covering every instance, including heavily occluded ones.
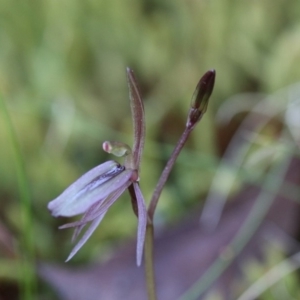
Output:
[137,258,142,267]
[193,69,216,110]
[206,69,216,85]
[206,69,216,83]
[126,67,134,76]
[47,201,58,217]
[102,141,112,153]
[208,69,216,75]
[65,254,73,263]
[47,201,52,210]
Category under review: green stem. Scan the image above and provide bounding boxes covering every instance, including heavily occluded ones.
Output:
[0,93,36,300]
[145,223,157,300]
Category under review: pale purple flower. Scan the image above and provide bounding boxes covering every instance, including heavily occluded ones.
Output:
[48,68,147,266]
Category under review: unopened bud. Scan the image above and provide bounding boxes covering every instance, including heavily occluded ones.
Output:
[186,69,216,129]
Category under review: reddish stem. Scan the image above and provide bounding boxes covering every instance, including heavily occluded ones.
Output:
[147,127,193,221]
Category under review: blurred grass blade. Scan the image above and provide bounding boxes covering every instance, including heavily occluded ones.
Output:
[237,251,300,300]
[179,142,292,300]
[0,92,36,300]
[200,91,289,231]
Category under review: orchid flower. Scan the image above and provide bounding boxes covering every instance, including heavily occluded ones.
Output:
[48,68,147,266]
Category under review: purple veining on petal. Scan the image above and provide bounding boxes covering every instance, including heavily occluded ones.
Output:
[59,180,133,231]
[48,169,133,217]
[78,164,125,195]
[48,160,119,213]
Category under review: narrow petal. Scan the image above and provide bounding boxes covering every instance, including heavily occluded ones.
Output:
[133,182,147,266]
[48,160,122,215]
[59,200,102,230]
[65,180,133,261]
[48,169,133,217]
[67,200,103,243]
[65,212,106,262]
[126,68,145,169]
[66,180,132,241]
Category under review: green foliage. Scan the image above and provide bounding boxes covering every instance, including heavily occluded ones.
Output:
[1,0,300,298]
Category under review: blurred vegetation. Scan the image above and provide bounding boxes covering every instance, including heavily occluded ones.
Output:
[1,0,300,299]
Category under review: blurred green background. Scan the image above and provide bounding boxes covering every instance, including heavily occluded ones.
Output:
[1,0,300,298]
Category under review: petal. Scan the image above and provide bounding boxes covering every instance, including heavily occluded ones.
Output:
[133,182,147,266]
[48,160,121,214]
[64,180,133,261]
[59,180,132,230]
[126,68,145,169]
[65,212,107,262]
[71,183,130,241]
[48,168,133,217]
[59,200,102,230]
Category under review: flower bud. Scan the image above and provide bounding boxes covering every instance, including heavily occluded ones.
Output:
[186,69,216,129]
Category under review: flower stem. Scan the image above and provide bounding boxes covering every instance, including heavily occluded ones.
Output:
[144,127,193,300]
[148,127,192,220]
[145,223,157,300]
[144,70,215,299]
